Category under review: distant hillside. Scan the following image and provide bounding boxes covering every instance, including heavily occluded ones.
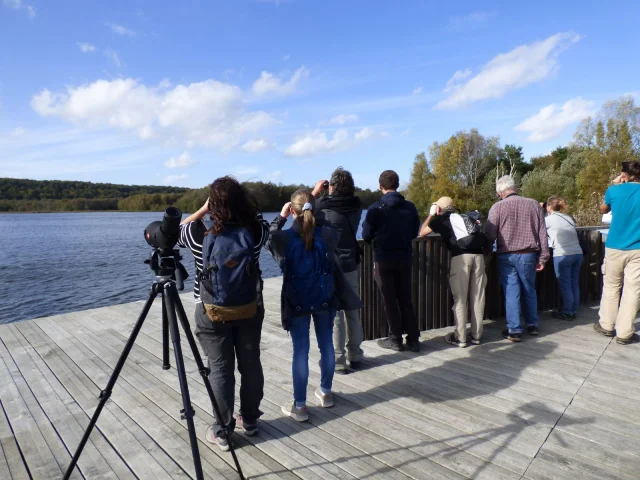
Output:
[0,178,188,201]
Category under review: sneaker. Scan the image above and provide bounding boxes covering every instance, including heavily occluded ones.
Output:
[348,360,361,370]
[335,362,347,375]
[527,326,539,336]
[593,322,614,338]
[314,387,335,408]
[445,332,467,348]
[234,414,258,436]
[502,329,522,343]
[470,336,481,345]
[551,311,574,321]
[615,334,637,345]
[377,337,404,351]
[206,425,230,452]
[281,400,309,422]
[405,339,421,352]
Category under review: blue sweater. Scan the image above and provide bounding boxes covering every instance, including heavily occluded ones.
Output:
[362,192,420,261]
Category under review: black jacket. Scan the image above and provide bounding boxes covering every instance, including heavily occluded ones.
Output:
[315,195,362,273]
[362,192,420,262]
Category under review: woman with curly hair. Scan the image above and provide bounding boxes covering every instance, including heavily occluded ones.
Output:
[179,176,268,450]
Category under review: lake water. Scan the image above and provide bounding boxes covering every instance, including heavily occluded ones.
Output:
[0,211,365,324]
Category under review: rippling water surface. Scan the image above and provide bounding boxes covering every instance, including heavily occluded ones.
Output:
[0,211,366,324]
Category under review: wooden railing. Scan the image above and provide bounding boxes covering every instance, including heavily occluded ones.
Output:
[357,227,606,341]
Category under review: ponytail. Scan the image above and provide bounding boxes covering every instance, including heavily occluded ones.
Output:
[290,189,316,251]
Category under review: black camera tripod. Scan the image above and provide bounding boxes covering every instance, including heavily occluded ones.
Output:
[63,249,245,480]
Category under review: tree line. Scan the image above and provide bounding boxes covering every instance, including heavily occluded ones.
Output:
[406,95,640,226]
[0,178,382,213]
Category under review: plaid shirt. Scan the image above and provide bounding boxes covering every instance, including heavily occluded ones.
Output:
[486,194,550,264]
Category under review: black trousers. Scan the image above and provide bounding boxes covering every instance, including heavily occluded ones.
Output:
[195,303,264,436]
[373,259,419,345]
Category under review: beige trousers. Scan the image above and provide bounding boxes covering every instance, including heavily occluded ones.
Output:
[449,254,487,343]
[599,248,640,340]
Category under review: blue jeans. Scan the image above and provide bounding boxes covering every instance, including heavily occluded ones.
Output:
[289,309,336,404]
[553,254,583,315]
[498,253,539,333]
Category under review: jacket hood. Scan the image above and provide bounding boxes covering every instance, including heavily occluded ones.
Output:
[317,195,361,215]
[380,191,406,208]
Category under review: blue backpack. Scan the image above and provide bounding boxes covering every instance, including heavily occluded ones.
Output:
[201,223,258,322]
[283,227,335,315]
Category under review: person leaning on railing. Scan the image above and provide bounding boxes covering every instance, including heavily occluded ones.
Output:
[594,161,640,345]
[544,196,584,321]
[485,175,550,343]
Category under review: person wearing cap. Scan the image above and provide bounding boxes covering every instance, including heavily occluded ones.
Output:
[420,197,487,347]
[362,170,421,352]
[485,175,550,342]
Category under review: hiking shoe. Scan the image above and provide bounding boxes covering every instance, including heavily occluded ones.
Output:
[593,322,614,338]
[314,387,335,408]
[349,360,361,370]
[377,337,404,351]
[335,362,347,375]
[445,332,467,348]
[405,339,421,352]
[234,414,258,436]
[615,334,637,345]
[470,336,481,345]
[281,400,309,422]
[206,425,230,452]
[527,326,539,336]
[551,311,574,321]
[502,329,522,342]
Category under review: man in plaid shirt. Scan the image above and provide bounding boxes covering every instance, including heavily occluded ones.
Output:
[486,175,549,342]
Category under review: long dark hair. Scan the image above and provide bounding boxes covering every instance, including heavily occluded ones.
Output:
[207,176,259,235]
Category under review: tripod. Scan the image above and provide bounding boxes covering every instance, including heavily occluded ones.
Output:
[64,249,245,480]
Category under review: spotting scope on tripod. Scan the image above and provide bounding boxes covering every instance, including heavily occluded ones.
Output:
[63,207,245,480]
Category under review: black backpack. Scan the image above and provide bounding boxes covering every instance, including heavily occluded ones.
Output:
[449,211,489,250]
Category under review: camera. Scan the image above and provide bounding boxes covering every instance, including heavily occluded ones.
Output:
[144,207,182,250]
[323,181,329,190]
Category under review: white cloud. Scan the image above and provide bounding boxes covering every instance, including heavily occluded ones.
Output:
[9,127,26,137]
[77,42,97,53]
[252,66,309,97]
[104,49,124,68]
[31,78,275,151]
[164,174,187,184]
[282,54,291,61]
[328,113,358,125]
[107,23,136,37]
[443,69,471,93]
[436,32,581,110]
[241,139,273,153]
[412,87,423,96]
[235,166,259,176]
[447,11,496,31]
[165,151,196,168]
[268,170,283,182]
[3,0,35,17]
[283,127,379,158]
[515,97,595,142]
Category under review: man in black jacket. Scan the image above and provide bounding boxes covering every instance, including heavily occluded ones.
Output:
[312,168,364,372]
[362,170,421,352]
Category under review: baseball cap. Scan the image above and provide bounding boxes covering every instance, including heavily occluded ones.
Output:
[435,197,454,209]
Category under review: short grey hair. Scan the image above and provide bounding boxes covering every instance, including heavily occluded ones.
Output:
[496,175,517,194]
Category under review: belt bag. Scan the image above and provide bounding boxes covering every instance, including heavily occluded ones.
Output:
[203,300,257,322]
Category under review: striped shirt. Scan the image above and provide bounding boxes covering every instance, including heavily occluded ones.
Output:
[178,214,269,302]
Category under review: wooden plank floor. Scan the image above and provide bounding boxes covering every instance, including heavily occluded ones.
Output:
[1,276,639,479]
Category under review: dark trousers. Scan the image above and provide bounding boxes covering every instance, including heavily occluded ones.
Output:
[195,303,264,436]
[373,259,419,345]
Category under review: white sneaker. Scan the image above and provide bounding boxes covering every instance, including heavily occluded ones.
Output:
[315,387,334,408]
[281,400,309,422]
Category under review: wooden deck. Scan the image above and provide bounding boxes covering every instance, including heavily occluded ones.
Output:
[1,277,639,480]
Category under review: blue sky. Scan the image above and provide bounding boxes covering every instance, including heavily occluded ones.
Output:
[1,0,639,190]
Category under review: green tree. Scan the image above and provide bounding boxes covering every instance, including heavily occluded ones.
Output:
[406,152,435,217]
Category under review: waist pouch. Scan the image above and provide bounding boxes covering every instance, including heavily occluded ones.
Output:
[203,301,257,322]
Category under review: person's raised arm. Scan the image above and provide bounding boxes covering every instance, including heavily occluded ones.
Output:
[181,200,209,225]
[419,204,438,237]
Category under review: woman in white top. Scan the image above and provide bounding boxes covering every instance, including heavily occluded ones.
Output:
[545,196,584,320]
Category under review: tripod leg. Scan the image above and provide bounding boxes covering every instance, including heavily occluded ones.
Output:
[172,286,246,480]
[63,286,159,480]
[162,294,171,370]
[163,284,205,480]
